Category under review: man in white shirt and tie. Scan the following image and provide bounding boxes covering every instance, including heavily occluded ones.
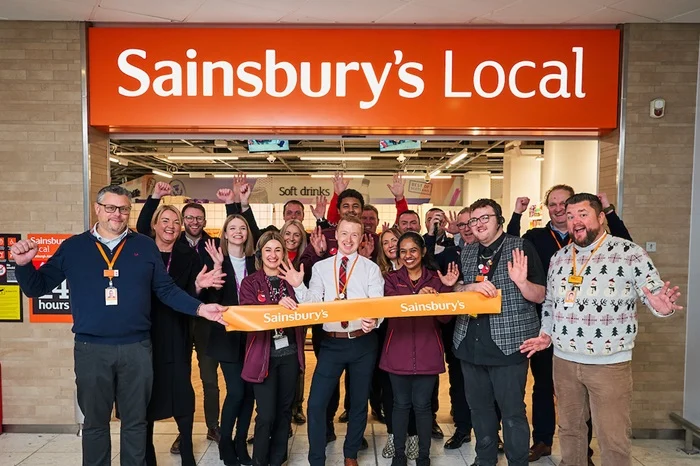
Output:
[280,215,384,466]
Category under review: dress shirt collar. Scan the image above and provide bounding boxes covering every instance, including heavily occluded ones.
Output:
[91,223,128,251]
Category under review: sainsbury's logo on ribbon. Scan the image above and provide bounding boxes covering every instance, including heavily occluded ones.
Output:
[88,28,620,133]
[223,291,500,332]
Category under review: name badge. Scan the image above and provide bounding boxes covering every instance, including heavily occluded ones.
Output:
[564,289,577,308]
[568,275,583,285]
[273,334,289,350]
[104,269,119,278]
[475,275,488,283]
[105,286,118,306]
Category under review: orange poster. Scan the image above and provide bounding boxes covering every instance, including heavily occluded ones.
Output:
[223,291,500,332]
[28,234,73,323]
[88,28,620,135]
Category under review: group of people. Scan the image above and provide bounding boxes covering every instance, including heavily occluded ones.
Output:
[10,172,682,466]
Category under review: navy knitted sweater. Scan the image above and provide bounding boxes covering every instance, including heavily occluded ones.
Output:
[16,230,201,344]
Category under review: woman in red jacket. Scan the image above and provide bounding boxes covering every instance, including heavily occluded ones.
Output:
[239,231,305,466]
[381,231,459,466]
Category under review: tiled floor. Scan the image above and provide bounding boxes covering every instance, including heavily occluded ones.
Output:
[0,421,698,465]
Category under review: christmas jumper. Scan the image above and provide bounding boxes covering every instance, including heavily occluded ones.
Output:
[541,234,671,365]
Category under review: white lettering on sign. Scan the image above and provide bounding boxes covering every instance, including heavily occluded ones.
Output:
[117,47,587,107]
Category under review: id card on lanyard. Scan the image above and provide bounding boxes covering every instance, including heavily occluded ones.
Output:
[96,241,126,306]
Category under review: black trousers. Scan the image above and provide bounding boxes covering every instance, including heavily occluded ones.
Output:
[252,354,299,466]
[220,361,254,463]
[146,415,195,466]
[379,368,417,435]
[191,320,220,430]
[312,325,352,425]
[308,332,378,466]
[441,320,472,434]
[75,340,153,466]
[462,360,529,466]
[389,374,437,462]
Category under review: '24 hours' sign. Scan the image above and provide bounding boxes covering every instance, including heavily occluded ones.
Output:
[28,233,73,323]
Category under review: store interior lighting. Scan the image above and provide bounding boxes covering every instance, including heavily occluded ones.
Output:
[152,169,173,179]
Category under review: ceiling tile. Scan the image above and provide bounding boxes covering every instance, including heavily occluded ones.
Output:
[0,0,95,20]
[98,0,205,22]
[668,7,700,21]
[278,0,408,23]
[89,5,172,22]
[486,0,603,24]
[564,6,657,23]
[186,0,294,22]
[611,0,700,21]
[375,2,476,24]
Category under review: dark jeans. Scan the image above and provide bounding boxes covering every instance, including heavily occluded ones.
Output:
[530,345,555,445]
[192,320,220,430]
[252,355,299,466]
[389,374,437,462]
[461,360,529,466]
[292,371,305,415]
[220,361,254,463]
[74,340,153,466]
[442,321,472,434]
[146,415,195,466]
[379,368,417,435]
[308,332,378,466]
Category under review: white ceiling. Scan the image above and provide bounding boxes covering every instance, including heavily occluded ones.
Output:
[1,0,700,24]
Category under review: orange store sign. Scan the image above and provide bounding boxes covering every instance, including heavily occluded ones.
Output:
[88,28,620,135]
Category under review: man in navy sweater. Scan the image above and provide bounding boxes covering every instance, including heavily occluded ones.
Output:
[11,185,227,466]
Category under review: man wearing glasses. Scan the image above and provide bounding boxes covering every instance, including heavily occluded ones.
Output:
[11,185,227,466]
[453,198,546,466]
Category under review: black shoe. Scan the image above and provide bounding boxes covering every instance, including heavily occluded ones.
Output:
[339,410,349,423]
[234,436,252,466]
[326,431,337,444]
[170,434,181,454]
[391,454,408,466]
[289,426,293,438]
[497,435,504,453]
[207,426,221,443]
[444,431,471,449]
[371,409,386,424]
[293,411,307,425]
[246,435,254,445]
[359,437,369,450]
[431,420,444,439]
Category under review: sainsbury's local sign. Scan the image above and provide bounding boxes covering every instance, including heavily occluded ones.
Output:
[88,28,620,134]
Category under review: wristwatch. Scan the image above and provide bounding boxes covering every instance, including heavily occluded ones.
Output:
[316,217,327,223]
[603,204,615,214]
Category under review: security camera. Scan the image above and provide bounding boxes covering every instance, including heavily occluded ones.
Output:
[266,154,277,163]
[396,153,407,163]
[424,173,431,183]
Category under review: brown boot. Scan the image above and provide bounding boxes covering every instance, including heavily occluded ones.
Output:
[528,442,552,462]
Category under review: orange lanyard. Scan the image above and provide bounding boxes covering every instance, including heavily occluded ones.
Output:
[96,241,126,281]
[333,254,360,299]
[549,228,571,250]
[571,233,607,277]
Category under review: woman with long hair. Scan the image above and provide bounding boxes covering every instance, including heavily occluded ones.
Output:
[377,227,401,276]
[239,231,306,466]
[204,214,257,466]
[280,219,307,268]
[381,232,459,466]
[135,203,224,466]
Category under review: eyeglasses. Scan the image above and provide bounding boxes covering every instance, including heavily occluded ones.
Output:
[98,203,131,215]
[467,214,497,227]
[456,222,469,229]
[184,215,205,223]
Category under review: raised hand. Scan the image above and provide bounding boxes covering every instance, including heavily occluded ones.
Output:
[514,196,530,215]
[278,296,298,310]
[361,317,378,333]
[232,173,248,202]
[520,332,553,358]
[279,262,305,288]
[152,181,172,199]
[197,303,227,325]
[10,240,38,266]
[381,222,391,233]
[309,227,327,257]
[597,192,611,209]
[446,210,460,235]
[239,182,252,207]
[216,188,235,204]
[312,195,328,220]
[507,248,528,286]
[204,239,224,269]
[418,286,438,295]
[387,173,405,200]
[333,171,350,195]
[642,281,683,316]
[195,265,227,292]
[438,262,460,287]
[359,233,375,258]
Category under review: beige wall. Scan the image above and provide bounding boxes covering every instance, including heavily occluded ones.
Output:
[605,23,699,433]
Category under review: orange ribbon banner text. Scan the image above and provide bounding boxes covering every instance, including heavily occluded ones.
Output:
[223,291,501,332]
